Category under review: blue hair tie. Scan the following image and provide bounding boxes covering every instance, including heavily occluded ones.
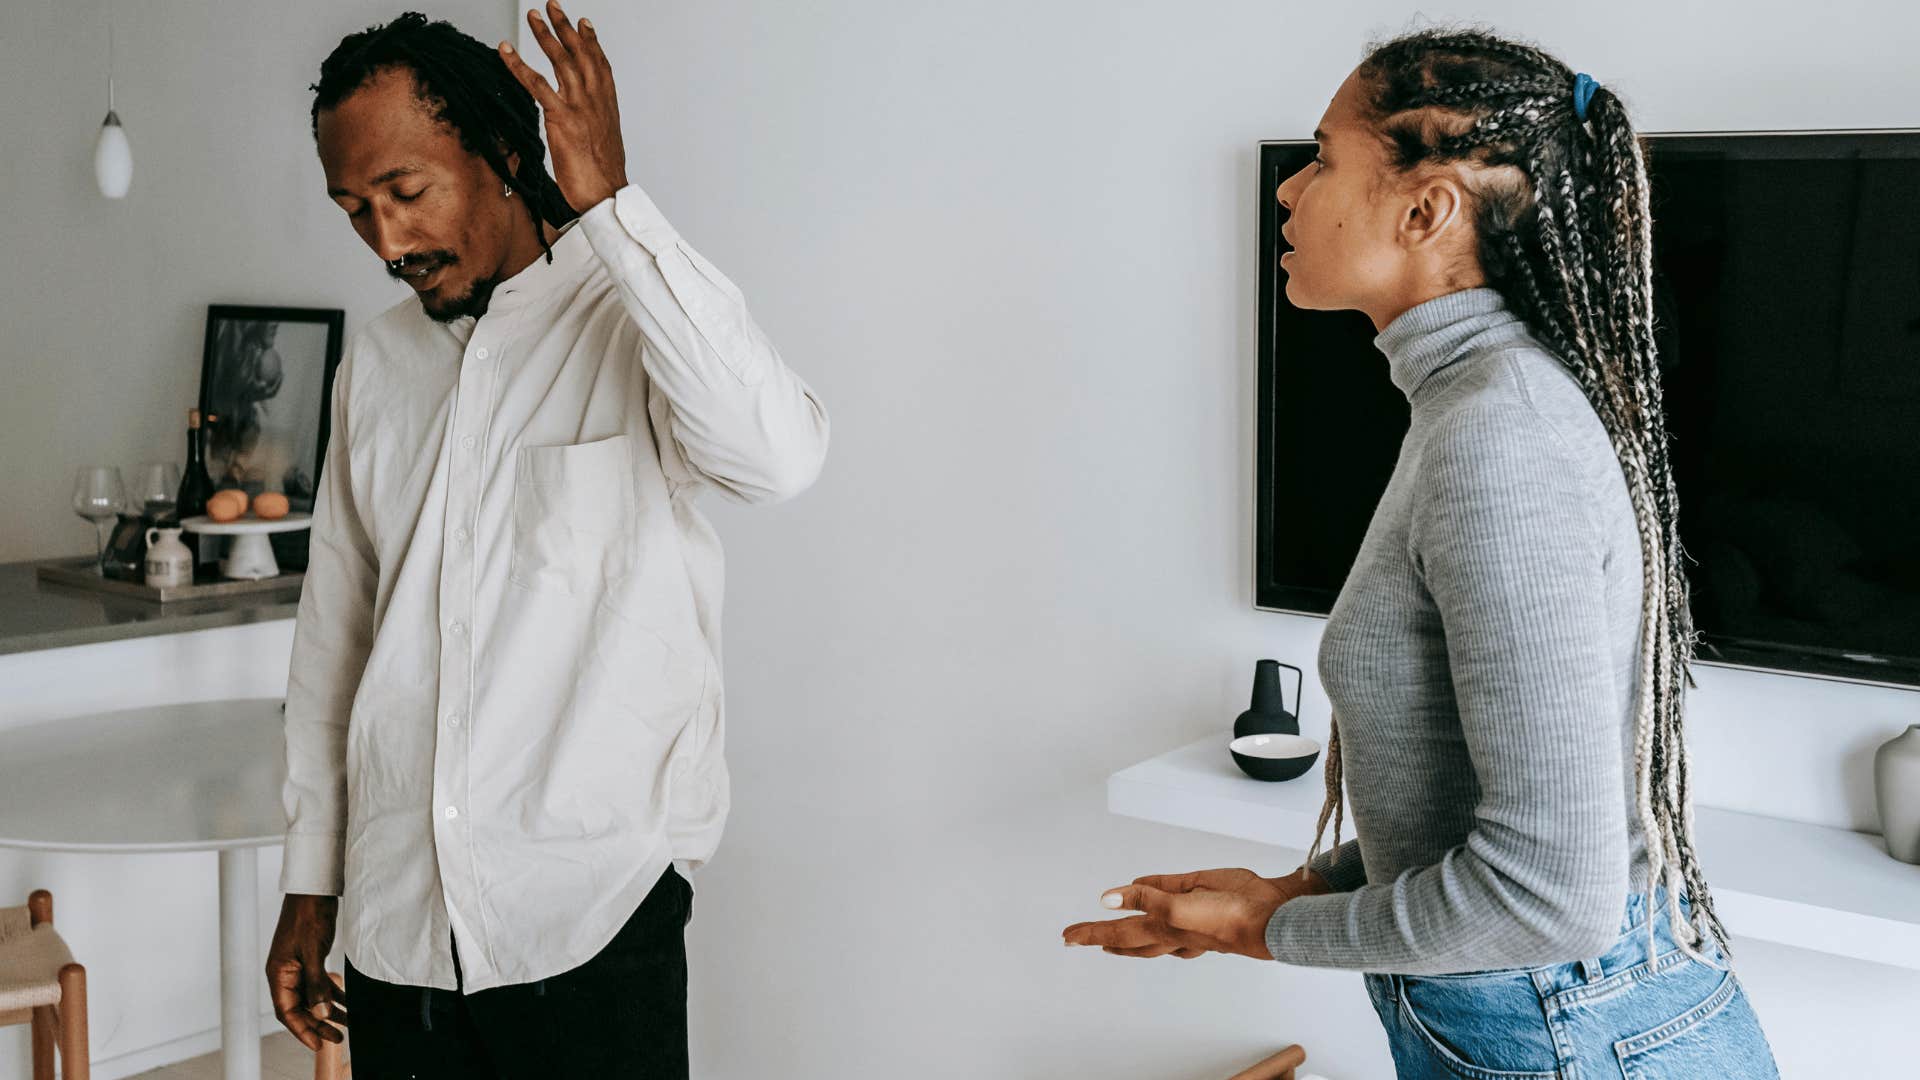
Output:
[1573,72,1600,122]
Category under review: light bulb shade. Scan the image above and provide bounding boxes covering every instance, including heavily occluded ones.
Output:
[94,111,132,198]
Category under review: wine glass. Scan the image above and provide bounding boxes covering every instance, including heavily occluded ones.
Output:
[71,466,126,573]
[135,461,180,517]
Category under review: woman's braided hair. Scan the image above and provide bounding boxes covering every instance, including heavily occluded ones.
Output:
[1301,27,1728,964]
[310,12,576,263]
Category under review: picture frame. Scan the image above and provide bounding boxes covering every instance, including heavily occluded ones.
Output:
[196,304,345,569]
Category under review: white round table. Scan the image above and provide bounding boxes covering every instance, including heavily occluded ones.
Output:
[0,699,290,1080]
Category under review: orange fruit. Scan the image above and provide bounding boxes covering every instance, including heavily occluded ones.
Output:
[206,489,247,523]
[253,492,290,520]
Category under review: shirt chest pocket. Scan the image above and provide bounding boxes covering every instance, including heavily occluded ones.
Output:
[508,435,636,595]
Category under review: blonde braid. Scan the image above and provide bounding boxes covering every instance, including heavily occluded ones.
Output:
[1301,713,1345,881]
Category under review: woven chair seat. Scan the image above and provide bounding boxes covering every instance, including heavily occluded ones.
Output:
[0,904,76,1012]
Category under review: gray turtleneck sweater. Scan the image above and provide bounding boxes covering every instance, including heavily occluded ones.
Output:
[1264,288,1649,975]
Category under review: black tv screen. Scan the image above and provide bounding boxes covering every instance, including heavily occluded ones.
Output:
[1255,130,1920,688]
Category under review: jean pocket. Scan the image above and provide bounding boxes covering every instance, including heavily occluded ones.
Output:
[1614,970,1778,1079]
[1397,973,1561,1079]
[508,435,635,595]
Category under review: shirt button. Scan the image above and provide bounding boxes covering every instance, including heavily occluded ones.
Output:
[454,527,470,544]
[449,621,466,636]
[475,347,490,360]
[444,806,459,820]
[460,435,477,451]
[445,713,462,728]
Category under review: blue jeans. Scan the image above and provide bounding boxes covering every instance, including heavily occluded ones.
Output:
[1363,892,1779,1079]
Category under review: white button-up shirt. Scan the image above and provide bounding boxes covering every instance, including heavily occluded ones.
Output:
[278,184,829,992]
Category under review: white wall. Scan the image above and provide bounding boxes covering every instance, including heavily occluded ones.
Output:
[4,2,1919,1078]
[0,0,513,563]
[552,2,1920,1078]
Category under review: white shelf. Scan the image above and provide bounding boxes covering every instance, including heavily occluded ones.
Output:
[1109,736,1920,971]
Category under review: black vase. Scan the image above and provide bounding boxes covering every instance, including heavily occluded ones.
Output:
[1233,659,1301,739]
[1230,659,1318,781]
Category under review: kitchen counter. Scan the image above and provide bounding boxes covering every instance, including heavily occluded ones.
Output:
[0,559,300,656]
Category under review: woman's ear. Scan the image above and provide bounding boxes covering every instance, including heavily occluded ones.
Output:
[1398,173,1470,253]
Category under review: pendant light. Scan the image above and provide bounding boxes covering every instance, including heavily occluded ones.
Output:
[93,11,131,198]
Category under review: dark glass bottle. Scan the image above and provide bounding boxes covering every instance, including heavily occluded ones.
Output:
[176,408,215,573]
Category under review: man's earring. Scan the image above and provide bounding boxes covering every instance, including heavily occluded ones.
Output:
[503,182,513,197]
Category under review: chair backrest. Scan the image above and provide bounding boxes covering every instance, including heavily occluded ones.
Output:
[3,889,54,945]
[1225,1044,1307,1080]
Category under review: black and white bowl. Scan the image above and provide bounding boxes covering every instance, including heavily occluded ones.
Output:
[1229,733,1321,782]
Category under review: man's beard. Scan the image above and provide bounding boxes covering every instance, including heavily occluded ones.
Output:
[419,273,501,323]
[389,253,500,324]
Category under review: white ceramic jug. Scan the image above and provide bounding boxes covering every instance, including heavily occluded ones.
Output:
[144,525,193,588]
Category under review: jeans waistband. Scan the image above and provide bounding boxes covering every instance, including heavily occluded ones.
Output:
[1530,888,1719,997]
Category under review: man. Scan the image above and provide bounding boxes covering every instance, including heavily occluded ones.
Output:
[264,5,828,1075]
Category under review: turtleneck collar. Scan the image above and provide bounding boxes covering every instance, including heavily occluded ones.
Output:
[1373,287,1530,401]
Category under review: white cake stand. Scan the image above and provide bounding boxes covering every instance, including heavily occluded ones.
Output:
[180,512,313,580]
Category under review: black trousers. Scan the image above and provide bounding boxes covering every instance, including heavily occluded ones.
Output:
[343,867,693,1079]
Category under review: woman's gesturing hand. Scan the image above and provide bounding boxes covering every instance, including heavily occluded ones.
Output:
[1062,867,1329,960]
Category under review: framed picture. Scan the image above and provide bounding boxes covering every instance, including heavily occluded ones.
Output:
[197,305,343,500]
[197,304,344,570]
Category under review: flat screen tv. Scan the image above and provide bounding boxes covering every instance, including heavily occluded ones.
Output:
[1255,130,1920,689]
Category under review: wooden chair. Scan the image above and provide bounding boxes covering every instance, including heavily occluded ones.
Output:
[0,889,88,1080]
[1226,1043,1308,1080]
[312,970,350,1079]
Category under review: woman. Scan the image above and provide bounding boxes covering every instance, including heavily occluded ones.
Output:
[1062,29,1780,1079]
